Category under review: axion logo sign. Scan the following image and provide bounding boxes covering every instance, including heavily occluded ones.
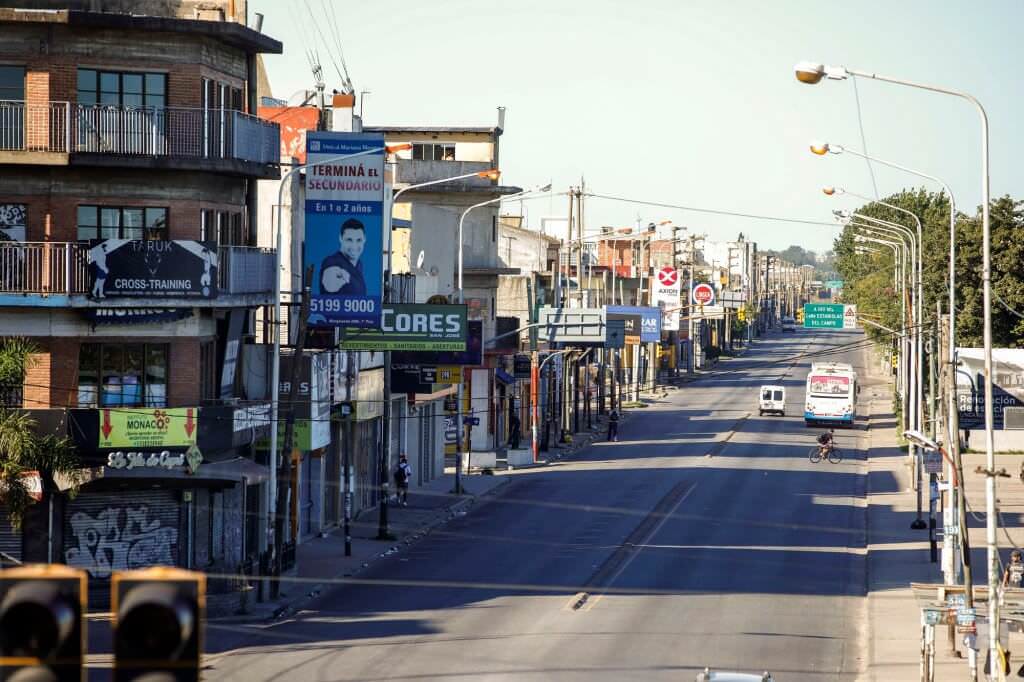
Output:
[691,283,716,306]
[656,267,678,286]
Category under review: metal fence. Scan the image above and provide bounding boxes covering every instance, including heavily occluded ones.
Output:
[0,101,69,153]
[218,246,276,295]
[0,241,87,294]
[0,101,278,164]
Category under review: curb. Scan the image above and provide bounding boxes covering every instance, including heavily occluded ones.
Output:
[208,477,513,625]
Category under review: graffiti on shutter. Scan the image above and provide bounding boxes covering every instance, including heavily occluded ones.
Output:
[64,490,180,578]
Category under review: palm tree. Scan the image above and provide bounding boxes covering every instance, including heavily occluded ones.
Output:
[0,338,81,531]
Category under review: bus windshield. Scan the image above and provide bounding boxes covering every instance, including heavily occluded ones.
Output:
[809,374,850,398]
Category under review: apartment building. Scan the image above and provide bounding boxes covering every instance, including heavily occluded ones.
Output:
[0,2,281,608]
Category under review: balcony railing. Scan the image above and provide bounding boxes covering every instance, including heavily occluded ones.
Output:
[0,241,274,299]
[0,101,279,165]
[218,246,275,295]
[0,101,69,153]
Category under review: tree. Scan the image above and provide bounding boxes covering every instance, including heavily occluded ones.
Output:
[0,338,81,528]
[830,187,1024,349]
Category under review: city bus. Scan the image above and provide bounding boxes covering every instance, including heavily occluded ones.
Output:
[804,362,858,427]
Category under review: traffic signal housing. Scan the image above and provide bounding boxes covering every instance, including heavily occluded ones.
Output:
[112,567,205,682]
[0,563,86,682]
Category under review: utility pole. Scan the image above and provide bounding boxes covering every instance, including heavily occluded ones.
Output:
[343,349,354,556]
[274,265,313,599]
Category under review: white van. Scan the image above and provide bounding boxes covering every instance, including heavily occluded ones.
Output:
[758,385,786,416]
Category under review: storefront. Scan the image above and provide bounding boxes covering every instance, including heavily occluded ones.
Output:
[65,403,270,608]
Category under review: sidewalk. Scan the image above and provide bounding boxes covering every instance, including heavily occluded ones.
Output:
[863,385,1024,679]
[214,470,509,624]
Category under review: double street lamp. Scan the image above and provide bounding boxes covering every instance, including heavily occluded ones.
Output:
[798,61,996,671]
[450,183,554,493]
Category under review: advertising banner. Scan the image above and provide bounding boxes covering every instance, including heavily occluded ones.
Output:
[691,282,716,306]
[956,348,1024,429]
[391,320,483,366]
[651,267,681,332]
[87,240,218,299]
[305,131,385,328]
[607,306,661,343]
[339,304,468,351]
[98,407,197,449]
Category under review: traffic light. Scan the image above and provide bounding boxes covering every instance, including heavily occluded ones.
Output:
[0,564,86,682]
[112,567,205,682]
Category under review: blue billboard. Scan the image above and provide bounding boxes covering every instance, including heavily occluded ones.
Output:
[305,131,385,328]
[607,305,661,343]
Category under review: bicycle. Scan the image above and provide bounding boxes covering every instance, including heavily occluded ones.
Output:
[809,443,842,464]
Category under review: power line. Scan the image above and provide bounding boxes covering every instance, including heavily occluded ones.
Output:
[850,75,880,199]
[303,0,347,90]
[323,0,353,93]
[583,192,838,228]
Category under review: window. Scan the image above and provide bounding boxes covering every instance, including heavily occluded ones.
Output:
[200,340,217,401]
[0,66,24,101]
[201,208,245,245]
[78,343,168,408]
[0,67,26,151]
[411,142,456,161]
[77,69,166,108]
[77,206,167,241]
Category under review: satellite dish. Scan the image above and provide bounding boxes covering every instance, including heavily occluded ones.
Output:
[416,250,425,270]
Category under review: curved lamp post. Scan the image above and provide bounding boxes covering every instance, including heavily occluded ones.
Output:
[450,183,554,493]
[801,61,994,659]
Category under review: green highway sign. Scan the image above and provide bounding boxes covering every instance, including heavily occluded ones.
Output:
[803,303,845,329]
[825,280,844,289]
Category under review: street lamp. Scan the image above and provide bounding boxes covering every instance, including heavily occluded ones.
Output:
[372,166,501,539]
[797,63,995,665]
[450,183,554,493]
[825,186,924,447]
[839,209,923,453]
[813,143,966,597]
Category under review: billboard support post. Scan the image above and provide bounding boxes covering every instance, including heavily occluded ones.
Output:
[269,142,388,586]
[273,265,312,598]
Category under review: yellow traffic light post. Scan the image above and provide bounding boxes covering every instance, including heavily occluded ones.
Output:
[112,567,205,682]
[0,564,87,682]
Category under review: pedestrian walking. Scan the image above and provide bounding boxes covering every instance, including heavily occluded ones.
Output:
[1004,550,1024,588]
[393,454,412,506]
[607,409,619,442]
[508,413,521,449]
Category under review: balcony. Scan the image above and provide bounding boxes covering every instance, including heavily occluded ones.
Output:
[0,101,280,178]
[0,242,275,307]
[393,159,497,191]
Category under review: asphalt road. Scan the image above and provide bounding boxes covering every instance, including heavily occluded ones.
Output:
[208,329,874,681]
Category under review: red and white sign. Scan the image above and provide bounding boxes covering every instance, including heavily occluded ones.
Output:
[652,266,681,331]
[692,282,716,306]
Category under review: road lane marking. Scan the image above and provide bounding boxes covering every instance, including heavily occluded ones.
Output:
[632,543,868,556]
[580,481,697,611]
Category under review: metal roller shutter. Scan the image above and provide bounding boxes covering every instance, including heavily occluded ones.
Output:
[0,507,21,565]
[63,489,181,607]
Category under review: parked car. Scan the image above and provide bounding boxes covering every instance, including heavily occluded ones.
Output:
[781,316,796,332]
[759,385,785,416]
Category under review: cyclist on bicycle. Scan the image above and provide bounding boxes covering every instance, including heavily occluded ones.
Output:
[817,429,835,455]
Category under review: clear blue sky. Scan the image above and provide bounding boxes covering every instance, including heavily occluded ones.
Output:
[253,0,1022,253]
